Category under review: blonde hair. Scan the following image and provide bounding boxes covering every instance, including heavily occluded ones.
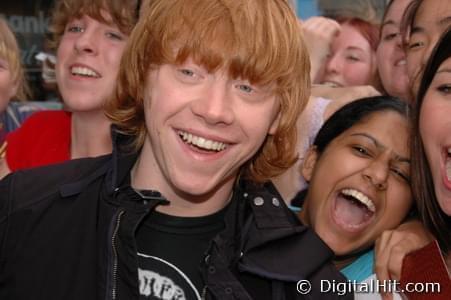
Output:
[49,0,139,49]
[0,18,30,101]
[107,0,311,182]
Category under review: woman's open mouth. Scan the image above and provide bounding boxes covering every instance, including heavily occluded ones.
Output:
[331,188,376,233]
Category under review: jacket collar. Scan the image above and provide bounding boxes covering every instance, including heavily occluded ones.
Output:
[217,179,335,282]
[59,127,139,198]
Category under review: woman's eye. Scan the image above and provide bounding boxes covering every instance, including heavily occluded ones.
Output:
[408,40,425,50]
[352,146,369,156]
[383,32,399,41]
[346,55,360,62]
[437,84,451,95]
[391,168,410,183]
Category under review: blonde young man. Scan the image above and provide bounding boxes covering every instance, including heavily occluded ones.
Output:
[0,0,351,299]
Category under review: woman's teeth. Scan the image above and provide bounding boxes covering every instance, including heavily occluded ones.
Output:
[447,148,451,180]
[341,188,376,213]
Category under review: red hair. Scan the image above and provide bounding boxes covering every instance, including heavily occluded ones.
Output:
[336,17,380,51]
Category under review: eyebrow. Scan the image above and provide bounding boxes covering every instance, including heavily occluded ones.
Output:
[345,46,365,52]
[411,16,451,35]
[381,20,396,29]
[438,16,451,27]
[410,25,424,36]
[350,133,410,164]
[437,68,451,74]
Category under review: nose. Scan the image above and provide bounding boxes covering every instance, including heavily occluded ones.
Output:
[191,82,234,126]
[74,28,98,55]
[362,156,389,190]
[325,53,341,75]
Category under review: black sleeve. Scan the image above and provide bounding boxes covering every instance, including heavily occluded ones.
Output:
[0,173,14,264]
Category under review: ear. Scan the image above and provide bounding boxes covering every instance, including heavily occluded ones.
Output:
[268,111,281,135]
[301,146,319,182]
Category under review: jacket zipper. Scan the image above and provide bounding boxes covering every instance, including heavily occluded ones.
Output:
[111,210,125,300]
[201,286,207,300]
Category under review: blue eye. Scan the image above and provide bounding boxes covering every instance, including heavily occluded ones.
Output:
[106,32,124,41]
[237,84,253,93]
[180,69,195,77]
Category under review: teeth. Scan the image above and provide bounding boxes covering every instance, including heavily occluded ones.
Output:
[178,131,227,152]
[71,66,99,77]
[341,189,376,213]
[447,160,451,181]
[322,81,340,88]
[396,60,407,66]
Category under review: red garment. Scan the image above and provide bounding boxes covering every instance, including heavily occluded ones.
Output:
[5,110,71,171]
[401,240,451,300]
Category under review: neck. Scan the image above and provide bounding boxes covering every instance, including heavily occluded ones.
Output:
[131,140,235,217]
[334,255,357,270]
[70,110,112,159]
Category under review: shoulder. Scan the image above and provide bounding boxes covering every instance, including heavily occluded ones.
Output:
[0,154,111,213]
[22,110,70,125]
[8,110,70,138]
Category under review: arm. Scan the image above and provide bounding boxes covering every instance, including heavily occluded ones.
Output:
[0,158,11,180]
[0,140,11,180]
[301,17,341,82]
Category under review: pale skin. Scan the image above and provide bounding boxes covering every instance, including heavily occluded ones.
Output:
[301,16,341,82]
[0,13,127,180]
[131,60,280,217]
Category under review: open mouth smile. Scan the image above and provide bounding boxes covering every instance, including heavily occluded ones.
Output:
[331,188,376,233]
[178,130,228,152]
[70,66,101,78]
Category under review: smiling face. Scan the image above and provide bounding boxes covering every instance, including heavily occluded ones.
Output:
[420,57,451,216]
[377,0,413,100]
[56,13,128,112]
[301,111,412,256]
[136,59,280,206]
[321,23,377,88]
[406,0,451,92]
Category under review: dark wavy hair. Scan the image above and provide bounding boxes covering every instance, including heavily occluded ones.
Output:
[314,95,409,154]
[411,27,451,254]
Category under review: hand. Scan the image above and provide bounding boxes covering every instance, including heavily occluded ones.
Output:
[311,85,381,120]
[375,220,434,300]
[301,17,341,81]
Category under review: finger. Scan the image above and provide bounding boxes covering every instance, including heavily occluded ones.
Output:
[375,231,396,299]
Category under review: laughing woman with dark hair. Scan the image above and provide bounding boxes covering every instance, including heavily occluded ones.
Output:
[397,28,451,299]
[293,96,414,299]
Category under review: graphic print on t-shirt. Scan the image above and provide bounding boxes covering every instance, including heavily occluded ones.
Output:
[138,253,201,300]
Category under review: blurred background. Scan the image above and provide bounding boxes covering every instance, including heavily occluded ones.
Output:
[0,0,388,102]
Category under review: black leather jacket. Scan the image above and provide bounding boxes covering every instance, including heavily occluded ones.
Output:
[0,133,352,300]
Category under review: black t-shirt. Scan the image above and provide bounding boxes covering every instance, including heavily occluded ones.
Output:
[136,207,226,300]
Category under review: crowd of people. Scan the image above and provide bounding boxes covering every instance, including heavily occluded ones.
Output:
[0,0,450,299]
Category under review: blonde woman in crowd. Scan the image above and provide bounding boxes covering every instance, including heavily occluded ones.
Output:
[0,18,34,149]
